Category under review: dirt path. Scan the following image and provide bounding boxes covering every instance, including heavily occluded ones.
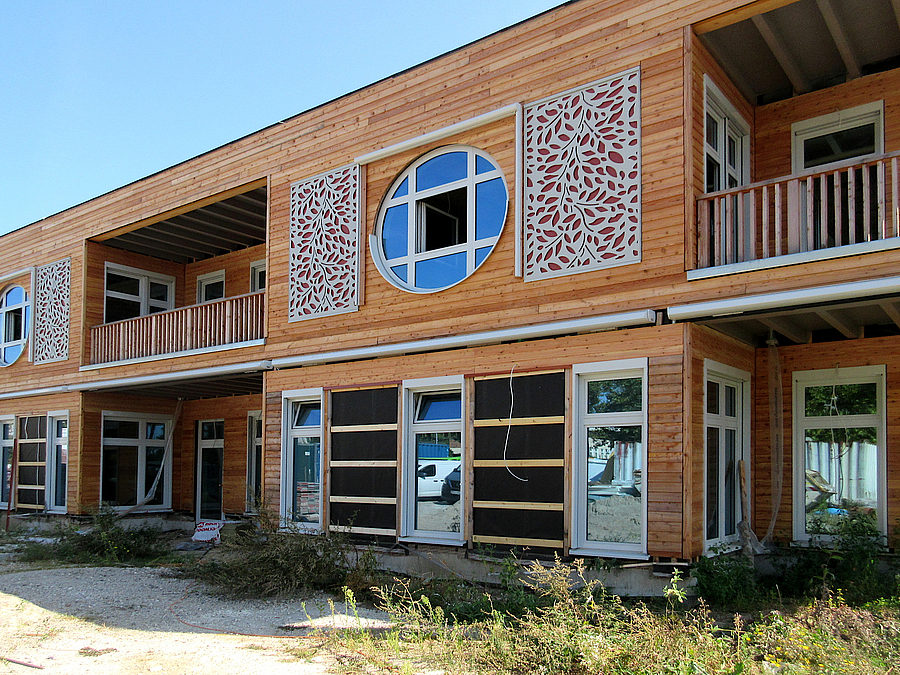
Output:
[0,564,391,674]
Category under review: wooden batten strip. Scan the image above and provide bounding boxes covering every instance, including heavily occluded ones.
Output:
[330,460,396,468]
[473,500,563,511]
[330,526,397,537]
[331,423,398,433]
[474,416,565,427]
[326,382,400,392]
[473,459,564,468]
[330,496,396,505]
[472,368,566,381]
[473,535,563,548]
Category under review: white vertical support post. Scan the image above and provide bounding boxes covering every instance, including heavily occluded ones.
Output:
[514,103,524,278]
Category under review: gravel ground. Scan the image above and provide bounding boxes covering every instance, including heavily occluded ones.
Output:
[0,555,391,674]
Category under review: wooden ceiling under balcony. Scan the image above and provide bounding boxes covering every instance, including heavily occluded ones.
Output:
[91,184,267,264]
[697,0,900,105]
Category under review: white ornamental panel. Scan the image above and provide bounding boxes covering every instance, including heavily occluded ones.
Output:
[524,68,641,281]
[34,258,71,364]
[289,164,360,321]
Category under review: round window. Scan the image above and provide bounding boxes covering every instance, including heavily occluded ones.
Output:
[371,145,508,293]
[0,285,29,367]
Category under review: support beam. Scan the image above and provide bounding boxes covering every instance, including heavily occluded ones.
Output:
[815,309,860,339]
[693,0,802,34]
[752,13,809,94]
[816,0,861,79]
[760,316,811,344]
[878,300,900,329]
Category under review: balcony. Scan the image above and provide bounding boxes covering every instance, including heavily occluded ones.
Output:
[91,292,265,365]
[694,152,900,276]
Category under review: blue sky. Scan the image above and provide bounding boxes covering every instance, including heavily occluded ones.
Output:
[1,1,563,236]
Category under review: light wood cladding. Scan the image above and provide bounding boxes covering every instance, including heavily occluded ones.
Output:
[185,244,265,302]
[752,334,900,543]
[685,324,755,558]
[755,68,900,182]
[264,324,688,559]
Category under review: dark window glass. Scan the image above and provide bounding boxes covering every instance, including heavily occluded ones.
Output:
[587,378,642,414]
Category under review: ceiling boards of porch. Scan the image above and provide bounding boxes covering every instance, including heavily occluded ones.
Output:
[696,295,900,346]
[86,372,264,400]
[92,186,267,264]
[697,0,900,105]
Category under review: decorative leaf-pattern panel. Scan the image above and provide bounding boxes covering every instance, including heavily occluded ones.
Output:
[523,68,641,281]
[34,258,71,364]
[289,164,360,321]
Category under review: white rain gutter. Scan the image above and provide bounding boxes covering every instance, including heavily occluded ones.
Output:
[0,360,275,401]
[354,103,520,165]
[271,310,657,369]
[0,310,656,401]
[667,275,900,321]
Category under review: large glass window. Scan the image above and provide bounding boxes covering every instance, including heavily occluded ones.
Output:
[792,101,883,173]
[704,365,749,550]
[793,366,885,540]
[0,419,13,506]
[372,145,508,293]
[246,411,263,513]
[402,377,464,543]
[197,270,226,303]
[0,285,29,366]
[572,360,647,557]
[282,391,323,527]
[104,264,174,323]
[101,413,171,509]
[47,414,68,512]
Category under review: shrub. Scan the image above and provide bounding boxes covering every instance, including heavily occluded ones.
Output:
[691,552,759,608]
[18,505,172,565]
[179,527,382,600]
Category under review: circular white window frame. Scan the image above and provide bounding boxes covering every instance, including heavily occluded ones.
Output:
[370,145,509,294]
[0,284,29,367]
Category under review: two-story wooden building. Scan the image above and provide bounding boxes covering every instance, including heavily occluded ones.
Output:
[3,0,899,566]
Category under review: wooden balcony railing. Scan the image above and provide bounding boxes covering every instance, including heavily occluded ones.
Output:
[696,151,900,270]
[91,291,265,364]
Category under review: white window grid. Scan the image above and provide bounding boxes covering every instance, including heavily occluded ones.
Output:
[401,375,465,544]
[792,365,886,541]
[571,358,648,558]
[280,388,324,528]
[104,263,175,322]
[100,411,173,511]
[372,145,507,294]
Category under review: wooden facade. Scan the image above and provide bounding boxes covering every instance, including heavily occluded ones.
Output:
[3,0,900,566]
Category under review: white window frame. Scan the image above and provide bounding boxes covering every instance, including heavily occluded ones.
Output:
[703,361,750,552]
[246,410,263,513]
[46,410,69,513]
[0,285,30,367]
[571,358,648,558]
[250,260,266,292]
[704,76,750,194]
[281,388,324,529]
[104,263,175,322]
[100,411,173,511]
[400,375,465,545]
[196,270,226,304]
[792,365,886,541]
[196,418,225,521]
[0,416,14,508]
[791,101,884,174]
[371,145,508,294]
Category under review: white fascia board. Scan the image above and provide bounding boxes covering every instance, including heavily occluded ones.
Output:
[0,311,655,400]
[272,310,657,369]
[355,104,520,165]
[668,275,900,321]
[73,360,274,393]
